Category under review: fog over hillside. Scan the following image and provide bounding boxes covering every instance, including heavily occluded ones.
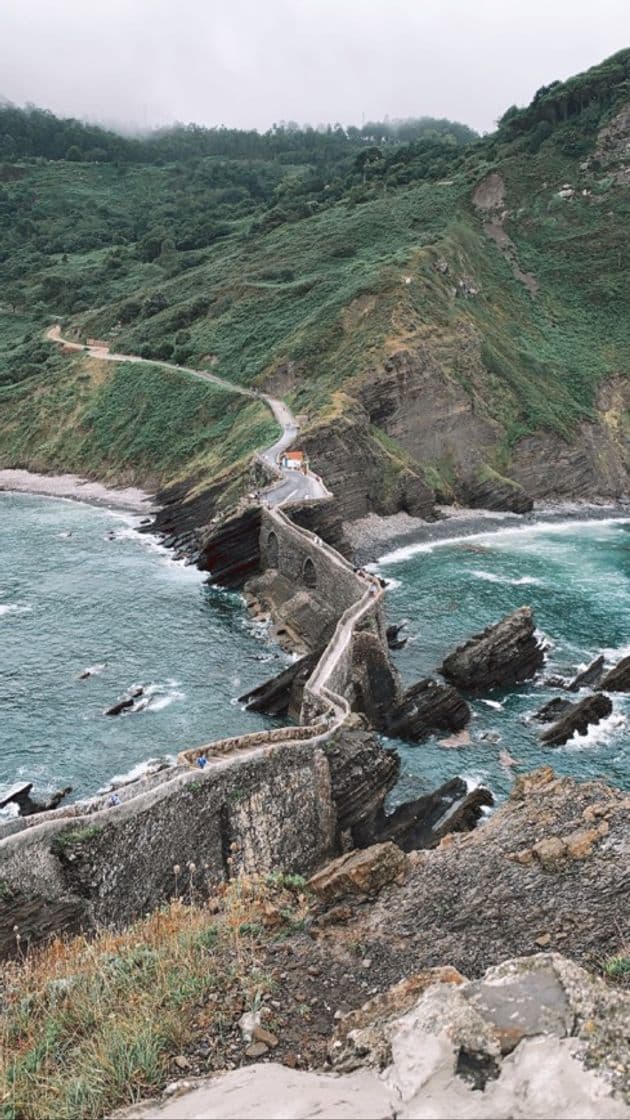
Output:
[1,0,628,134]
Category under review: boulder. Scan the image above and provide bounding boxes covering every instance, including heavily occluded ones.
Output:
[386,622,407,650]
[385,678,470,742]
[599,654,630,692]
[540,693,613,747]
[440,607,544,692]
[366,777,494,852]
[308,842,407,903]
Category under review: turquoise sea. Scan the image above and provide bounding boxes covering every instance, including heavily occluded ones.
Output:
[376,515,630,803]
[0,493,283,804]
[1,494,628,810]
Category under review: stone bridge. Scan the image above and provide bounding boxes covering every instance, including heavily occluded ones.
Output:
[0,328,393,957]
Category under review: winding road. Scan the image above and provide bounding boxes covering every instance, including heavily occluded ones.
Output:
[44,324,382,763]
[46,326,328,506]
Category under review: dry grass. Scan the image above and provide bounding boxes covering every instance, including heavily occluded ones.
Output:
[0,873,309,1120]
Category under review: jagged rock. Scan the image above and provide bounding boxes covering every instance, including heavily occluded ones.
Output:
[325,730,399,837]
[238,650,321,719]
[533,697,575,723]
[198,505,262,588]
[308,842,407,903]
[540,693,613,747]
[0,782,72,816]
[385,678,470,742]
[461,475,534,514]
[386,622,407,650]
[314,766,630,990]
[363,776,494,852]
[599,654,630,692]
[567,655,605,691]
[351,631,401,730]
[440,607,544,692]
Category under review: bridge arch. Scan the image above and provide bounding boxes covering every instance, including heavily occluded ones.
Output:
[302,556,317,588]
[266,530,279,568]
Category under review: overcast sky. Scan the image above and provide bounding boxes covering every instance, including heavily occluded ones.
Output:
[1,0,627,134]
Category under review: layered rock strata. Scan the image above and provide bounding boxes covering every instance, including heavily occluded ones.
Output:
[440,606,544,691]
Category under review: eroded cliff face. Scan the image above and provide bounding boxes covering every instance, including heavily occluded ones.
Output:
[511,375,630,500]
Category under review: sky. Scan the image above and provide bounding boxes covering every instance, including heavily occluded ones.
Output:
[1,0,628,135]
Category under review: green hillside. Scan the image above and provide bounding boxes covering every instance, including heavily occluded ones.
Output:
[1,49,628,508]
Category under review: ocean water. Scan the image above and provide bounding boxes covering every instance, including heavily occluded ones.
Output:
[0,493,286,804]
[376,516,630,804]
[2,496,628,815]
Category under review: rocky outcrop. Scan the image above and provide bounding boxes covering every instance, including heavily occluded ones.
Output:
[0,782,72,816]
[311,767,629,982]
[540,692,613,746]
[363,776,493,852]
[440,607,544,692]
[308,842,407,903]
[300,397,435,524]
[198,505,262,587]
[239,650,321,719]
[599,654,630,692]
[351,630,401,729]
[386,622,407,650]
[460,472,534,514]
[533,697,574,723]
[385,678,470,742]
[567,655,605,691]
[511,376,630,501]
[325,731,400,837]
[285,498,352,560]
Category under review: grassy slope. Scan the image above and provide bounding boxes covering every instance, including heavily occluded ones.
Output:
[0,60,628,502]
[0,353,277,493]
[0,875,309,1120]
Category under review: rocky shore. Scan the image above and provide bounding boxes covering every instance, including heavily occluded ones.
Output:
[346,500,630,566]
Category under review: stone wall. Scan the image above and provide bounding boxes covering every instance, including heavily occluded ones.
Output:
[0,743,335,956]
[260,507,363,619]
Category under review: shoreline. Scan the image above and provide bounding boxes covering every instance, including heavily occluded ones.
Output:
[345,500,630,566]
[0,469,157,515]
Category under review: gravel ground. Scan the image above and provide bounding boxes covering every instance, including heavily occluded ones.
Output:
[0,469,156,513]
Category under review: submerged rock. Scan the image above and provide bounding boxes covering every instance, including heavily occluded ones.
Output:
[533,697,575,723]
[440,606,544,692]
[104,686,144,716]
[540,693,613,747]
[385,677,470,742]
[599,654,630,692]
